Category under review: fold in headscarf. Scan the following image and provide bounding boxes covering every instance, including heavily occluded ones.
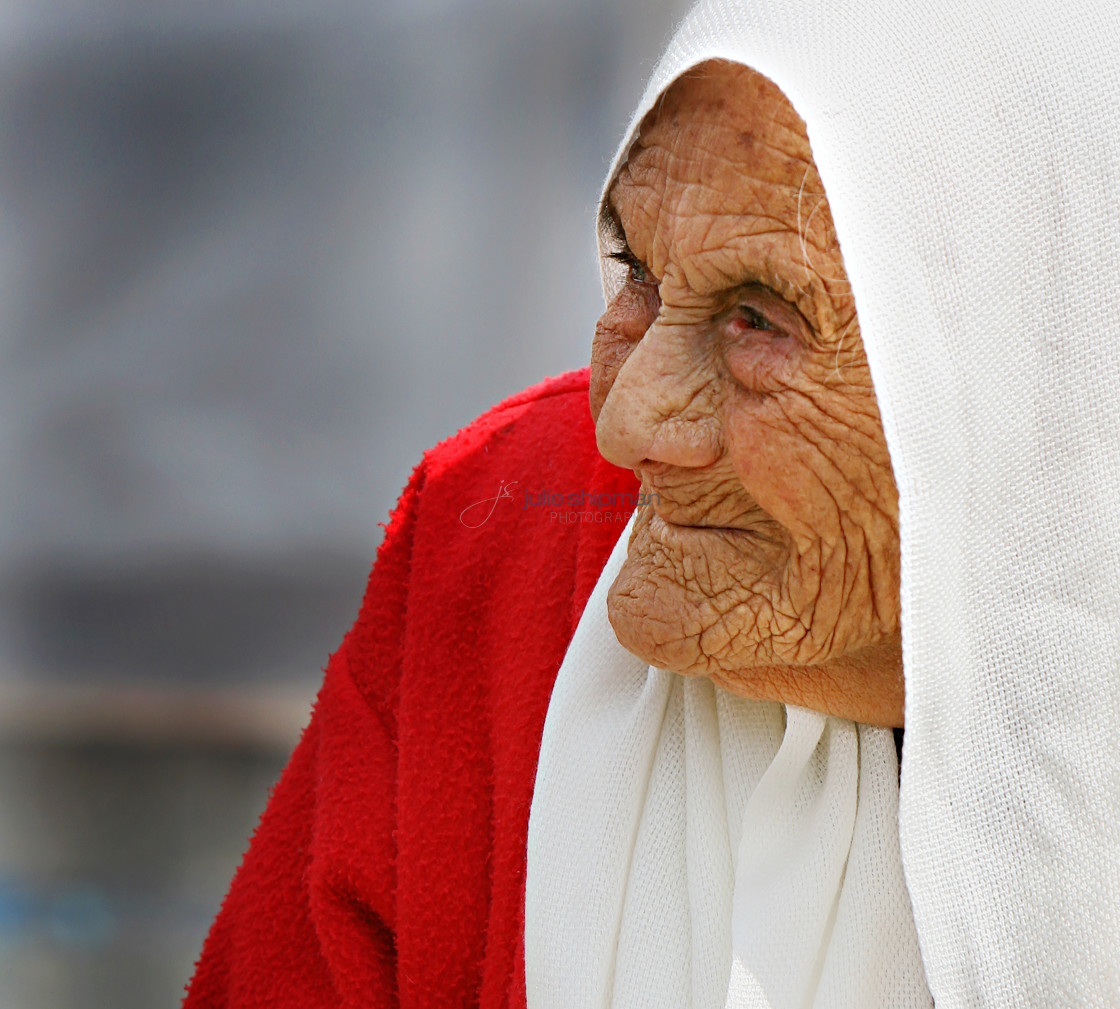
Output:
[527,0,1120,1006]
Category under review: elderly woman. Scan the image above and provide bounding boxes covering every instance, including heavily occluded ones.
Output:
[185,0,1120,1006]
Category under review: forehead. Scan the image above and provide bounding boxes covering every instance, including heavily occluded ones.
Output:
[607,62,820,265]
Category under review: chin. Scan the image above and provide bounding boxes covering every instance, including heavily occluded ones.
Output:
[608,503,786,675]
[605,558,708,674]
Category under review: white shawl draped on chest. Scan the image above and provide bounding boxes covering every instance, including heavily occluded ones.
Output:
[525,0,1120,1006]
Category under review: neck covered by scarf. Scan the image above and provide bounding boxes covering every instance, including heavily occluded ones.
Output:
[525,516,930,1008]
[527,0,1120,1006]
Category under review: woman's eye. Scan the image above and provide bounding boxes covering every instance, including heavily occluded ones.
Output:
[737,305,775,331]
[608,247,657,288]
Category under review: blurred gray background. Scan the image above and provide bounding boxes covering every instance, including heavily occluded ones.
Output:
[0,1,691,1005]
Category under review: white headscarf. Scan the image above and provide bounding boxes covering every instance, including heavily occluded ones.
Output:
[526,1,1120,1007]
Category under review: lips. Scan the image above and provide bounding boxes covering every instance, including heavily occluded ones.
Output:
[647,511,748,543]
[639,499,786,556]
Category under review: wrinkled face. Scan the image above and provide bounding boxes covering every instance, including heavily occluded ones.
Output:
[593,61,902,714]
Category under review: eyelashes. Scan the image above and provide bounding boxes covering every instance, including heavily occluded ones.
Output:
[603,207,659,287]
[737,305,776,331]
[606,246,640,268]
[607,246,658,287]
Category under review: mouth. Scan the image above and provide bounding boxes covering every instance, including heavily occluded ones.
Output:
[648,511,748,542]
[642,506,784,552]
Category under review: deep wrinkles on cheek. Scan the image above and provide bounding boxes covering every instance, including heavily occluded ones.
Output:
[790,408,893,529]
[766,386,897,529]
[777,424,894,626]
[718,394,896,661]
[780,494,897,659]
[838,517,882,640]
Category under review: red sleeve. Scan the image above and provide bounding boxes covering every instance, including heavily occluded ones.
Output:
[183,461,425,1009]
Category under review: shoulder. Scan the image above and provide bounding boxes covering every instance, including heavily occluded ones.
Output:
[346,368,637,718]
[403,367,633,592]
[418,368,600,489]
[392,366,626,605]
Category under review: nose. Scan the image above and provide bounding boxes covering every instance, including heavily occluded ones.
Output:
[595,324,722,471]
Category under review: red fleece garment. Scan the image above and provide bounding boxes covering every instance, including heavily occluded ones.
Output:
[184,369,639,1008]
